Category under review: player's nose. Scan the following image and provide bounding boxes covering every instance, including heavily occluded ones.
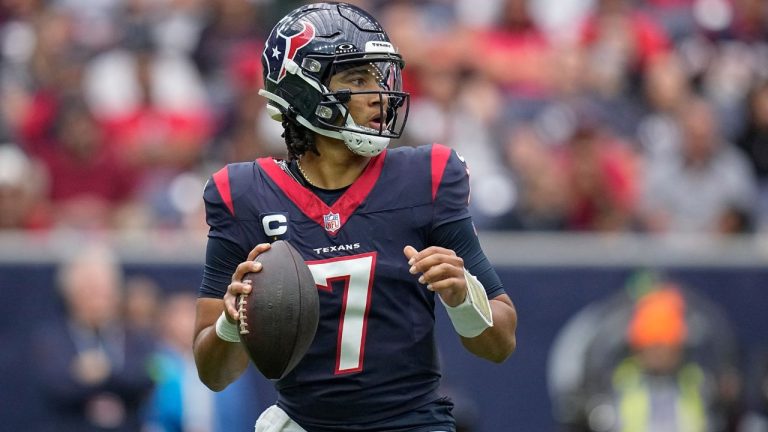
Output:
[365,89,388,111]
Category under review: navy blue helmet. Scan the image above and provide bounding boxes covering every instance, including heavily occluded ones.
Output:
[259,2,409,156]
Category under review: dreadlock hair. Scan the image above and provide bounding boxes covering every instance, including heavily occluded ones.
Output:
[281,109,319,160]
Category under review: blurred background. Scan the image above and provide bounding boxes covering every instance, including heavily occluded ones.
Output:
[0,0,767,431]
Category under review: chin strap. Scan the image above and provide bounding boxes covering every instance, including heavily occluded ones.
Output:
[339,129,389,156]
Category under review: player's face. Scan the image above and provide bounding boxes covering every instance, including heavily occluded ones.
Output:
[328,63,392,132]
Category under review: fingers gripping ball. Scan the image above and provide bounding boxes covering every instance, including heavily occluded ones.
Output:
[237,240,319,380]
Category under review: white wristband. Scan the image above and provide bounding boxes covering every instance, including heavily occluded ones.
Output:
[439,269,494,338]
[215,311,241,343]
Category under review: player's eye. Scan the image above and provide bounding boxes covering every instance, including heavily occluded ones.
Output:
[345,75,369,88]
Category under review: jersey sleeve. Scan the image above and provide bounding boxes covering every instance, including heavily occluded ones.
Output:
[199,166,249,299]
[431,144,471,228]
[199,236,246,299]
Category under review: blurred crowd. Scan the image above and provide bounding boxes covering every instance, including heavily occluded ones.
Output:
[28,242,260,432]
[0,0,767,235]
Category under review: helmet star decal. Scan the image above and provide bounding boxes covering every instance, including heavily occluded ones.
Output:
[264,20,316,84]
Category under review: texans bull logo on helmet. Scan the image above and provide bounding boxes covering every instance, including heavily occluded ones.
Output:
[264,20,316,84]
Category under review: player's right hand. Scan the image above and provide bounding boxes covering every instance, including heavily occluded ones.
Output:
[224,243,271,321]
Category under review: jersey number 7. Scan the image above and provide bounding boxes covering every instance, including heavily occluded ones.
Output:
[307,252,377,375]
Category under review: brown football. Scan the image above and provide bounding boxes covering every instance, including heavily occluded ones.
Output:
[236,240,319,380]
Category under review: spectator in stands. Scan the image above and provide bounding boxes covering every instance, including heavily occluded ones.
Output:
[503,122,568,230]
[35,98,139,230]
[208,39,281,164]
[379,0,451,98]
[193,0,263,96]
[636,52,692,164]
[0,143,50,230]
[640,96,758,233]
[396,37,465,148]
[703,0,768,43]
[30,243,156,432]
[124,276,161,333]
[144,290,260,432]
[579,0,671,75]
[555,102,640,231]
[548,43,590,102]
[577,0,668,137]
[144,291,216,432]
[736,81,768,230]
[83,31,212,227]
[643,0,697,42]
[190,0,286,163]
[13,10,84,149]
[470,0,554,96]
[115,0,205,56]
[690,0,768,141]
[89,35,211,173]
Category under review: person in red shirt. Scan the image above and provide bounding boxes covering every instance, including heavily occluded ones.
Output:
[37,99,138,229]
[470,0,555,96]
[556,103,640,231]
[0,144,50,230]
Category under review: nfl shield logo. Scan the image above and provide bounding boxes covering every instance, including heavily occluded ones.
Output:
[323,212,341,233]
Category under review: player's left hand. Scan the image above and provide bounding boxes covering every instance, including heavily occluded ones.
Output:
[404,245,467,307]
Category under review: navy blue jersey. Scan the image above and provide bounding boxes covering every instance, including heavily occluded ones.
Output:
[201,144,504,431]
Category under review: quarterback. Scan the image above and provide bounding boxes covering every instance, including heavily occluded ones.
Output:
[193,3,518,431]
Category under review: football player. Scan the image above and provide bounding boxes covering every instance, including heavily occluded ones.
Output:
[193,3,517,431]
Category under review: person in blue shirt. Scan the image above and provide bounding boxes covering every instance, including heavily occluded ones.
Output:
[145,291,258,432]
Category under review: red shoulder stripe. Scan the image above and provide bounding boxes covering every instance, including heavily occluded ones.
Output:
[431,143,452,201]
[212,166,235,216]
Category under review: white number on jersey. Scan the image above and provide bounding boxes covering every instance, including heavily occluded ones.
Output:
[307,252,376,374]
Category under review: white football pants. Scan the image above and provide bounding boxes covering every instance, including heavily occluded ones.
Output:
[254,404,451,432]
[254,405,307,432]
